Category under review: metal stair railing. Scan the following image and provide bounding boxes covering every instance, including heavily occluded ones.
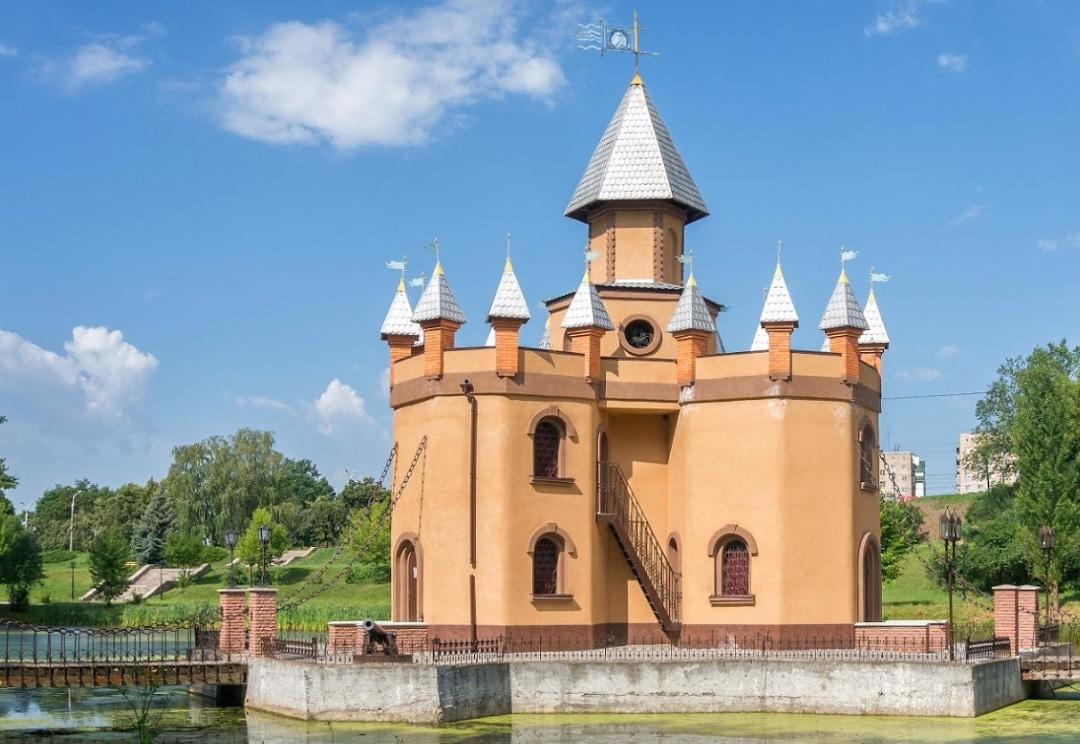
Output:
[596,461,680,632]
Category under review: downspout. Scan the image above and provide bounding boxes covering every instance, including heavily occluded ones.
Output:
[460,379,478,646]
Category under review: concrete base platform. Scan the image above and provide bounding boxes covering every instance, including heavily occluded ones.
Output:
[245,656,1027,723]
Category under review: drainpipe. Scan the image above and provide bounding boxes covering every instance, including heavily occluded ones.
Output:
[460,379,478,647]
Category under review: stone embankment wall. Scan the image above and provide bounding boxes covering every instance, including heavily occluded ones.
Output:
[245,657,1025,723]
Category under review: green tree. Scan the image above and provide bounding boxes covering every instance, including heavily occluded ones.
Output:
[349,499,391,581]
[32,480,112,551]
[98,480,156,548]
[0,416,17,510]
[276,458,334,507]
[879,497,924,581]
[89,530,130,605]
[954,486,1029,591]
[339,476,389,513]
[164,532,205,579]
[301,495,348,546]
[0,513,44,610]
[131,486,175,565]
[236,506,287,583]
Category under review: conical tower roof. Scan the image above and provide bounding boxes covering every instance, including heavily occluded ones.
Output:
[859,288,890,345]
[561,270,615,330]
[380,278,421,339]
[537,316,551,350]
[666,274,716,333]
[412,261,466,325]
[565,75,708,223]
[487,256,531,321]
[751,324,769,351]
[818,270,868,331]
[760,264,799,324]
[484,327,496,347]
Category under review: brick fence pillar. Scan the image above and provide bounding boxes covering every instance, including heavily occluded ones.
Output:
[1017,584,1040,653]
[328,621,359,655]
[217,588,246,655]
[993,584,1018,654]
[247,588,278,657]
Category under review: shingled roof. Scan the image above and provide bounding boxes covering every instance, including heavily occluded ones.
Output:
[380,279,421,339]
[487,257,530,322]
[561,270,615,330]
[818,271,868,331]
[412,262,466,325]
[859,288,890,345]
[666,275,716,333]
[565,75,708,223]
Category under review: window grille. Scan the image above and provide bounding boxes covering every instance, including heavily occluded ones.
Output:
[721,540,750,596]
[532,537,559,595]
[533,420,561,478]
[859,425,876,485]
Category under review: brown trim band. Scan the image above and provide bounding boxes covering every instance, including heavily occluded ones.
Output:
[392,370,881,413]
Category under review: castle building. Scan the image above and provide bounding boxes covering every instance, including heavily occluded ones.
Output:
[382,74,890,645]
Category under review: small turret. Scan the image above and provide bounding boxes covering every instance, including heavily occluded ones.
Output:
[380,277,421,388]
[666,273,715,386]
[561,268,614,381]
[758,258,799,381]
[486,254,530,378]
[819,268,869,384]
[858,285,890,375]
[412,259,466,379]
[537,315,552,350]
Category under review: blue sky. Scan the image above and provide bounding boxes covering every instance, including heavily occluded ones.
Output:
[1,0,1079,508]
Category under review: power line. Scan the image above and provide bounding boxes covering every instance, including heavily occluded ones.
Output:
[882,391,987,401]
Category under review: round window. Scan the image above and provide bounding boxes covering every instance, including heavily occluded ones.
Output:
[625,319,654,349]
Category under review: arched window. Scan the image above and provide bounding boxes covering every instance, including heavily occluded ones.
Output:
[719,539,750,596]
[708,526,758,605]
[532,537,560,595]
[859,423,877,488]
[533,419,563,478]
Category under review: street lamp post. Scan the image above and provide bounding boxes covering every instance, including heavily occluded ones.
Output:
[1039,525,1055,631]
[939,509,962,661]
[68,489,83,552]
[224,529,238,587]
[257,525,271,587]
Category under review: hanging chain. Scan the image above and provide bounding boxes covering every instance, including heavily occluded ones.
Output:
[279,437,427,611]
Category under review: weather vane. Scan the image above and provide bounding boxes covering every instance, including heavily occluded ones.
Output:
[676,246,694,274]
[385,256,408,280]
[869,268,891,284]
[506,232,512,260]
[426,237,441,265]
[575,10,658,72]
[583,242,598,270]
[840,246,857,272]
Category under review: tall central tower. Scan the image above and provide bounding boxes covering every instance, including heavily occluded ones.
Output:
[564,73,708,286]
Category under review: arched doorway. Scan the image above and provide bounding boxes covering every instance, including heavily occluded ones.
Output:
[394,536,422,622]
[858,534,882,622]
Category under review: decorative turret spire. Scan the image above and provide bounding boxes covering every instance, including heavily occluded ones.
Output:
[487,250,530,322]
[565,75,707,223]
[819,251,870,383]
[380,276,421,340]
[537,315,552,350]
[562,268,615,331]
[755,244,801,381]
[761,253,799,325]
[751,325,769,352]
[858,271,891,376]
[666,273,716,333]
[413,250,465,379]
[485,234,530,377]
[484,327,496,347]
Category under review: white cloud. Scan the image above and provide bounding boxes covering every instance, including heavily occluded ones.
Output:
[233,394,292,412]
[218,0,566,150]
[313,378,367,433]
[951,204,986,224]
[896,366,943,381]
[0,326,158,422]
[65,43,149,88]
[938,345,963,358]
[1038,238,1058,252]
[865,1,927,37]
[936,53,967,73]
[0,44,18,57]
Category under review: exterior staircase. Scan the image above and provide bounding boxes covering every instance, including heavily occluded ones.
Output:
[596,462,681,634]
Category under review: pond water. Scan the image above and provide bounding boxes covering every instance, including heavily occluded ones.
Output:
[2,687,1079,742]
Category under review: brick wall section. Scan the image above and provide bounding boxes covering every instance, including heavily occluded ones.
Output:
[568,328,606,381]
[764,322,796,381]
[217,589,246,655]
[859,343,886,376]
[327,621,358,655]
[419,320,460,379]
[993,585,1019,654]
[827,329,863,382]
[854,622,949,653]
[674,330,709,386]
[328,622,429,655]
[385,336,416,387]
[1017,585,1039,652]
[247,588,278,658]
[492,320,523,378]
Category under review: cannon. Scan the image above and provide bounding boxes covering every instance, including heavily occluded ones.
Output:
[362,619,399,656]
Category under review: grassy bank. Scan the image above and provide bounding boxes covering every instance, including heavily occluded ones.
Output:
[2,547,390,629]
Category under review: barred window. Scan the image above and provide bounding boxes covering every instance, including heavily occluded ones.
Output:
[719,539,750,596]
[532,537,560,595]
[859,424,876,486]
[533,419,562,478]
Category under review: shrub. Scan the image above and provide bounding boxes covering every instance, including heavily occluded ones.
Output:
[42,549,78,564]
[201,545,228,564]
[345,562,391,585]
